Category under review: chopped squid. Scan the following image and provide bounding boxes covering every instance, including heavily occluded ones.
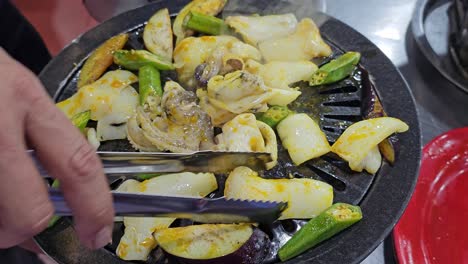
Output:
[127,81,214,152]
[331,117,409,173]
[215,113,278,169]
[259,18,332,62]
[356,146,382,174]
[245,60,318,105]
[225,13,298,46]
[56,70,139,120]
[173,36,261,88]
[115,172,218,261]
[224,167,333,220]
[259,61,318,89]
[96,113,128,141]
[277,113,331,165]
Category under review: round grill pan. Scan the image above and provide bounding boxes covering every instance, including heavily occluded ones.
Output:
[35,1,421,263]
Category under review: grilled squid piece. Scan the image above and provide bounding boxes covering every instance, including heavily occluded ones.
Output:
[355,146,382,174]
[115,172,218,261]
[96,113,128,141]
[56,70,139,120]
[331,117,409,174]
[226,13,298,46]
[259,18,332,62]
[215,114,278,169]
[277,113,331,165]
[225,167,333,220]
[127,81,214,152]
[245,59,318,106]
[173,36,261,88]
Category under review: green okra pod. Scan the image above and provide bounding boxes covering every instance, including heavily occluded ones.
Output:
[278,203,363,261]
[139,65,163,105]
[113,50,175,71]
[310,51,361,86]
[184,11,228,35]
[256,105,291,129]
[71,110,91,133]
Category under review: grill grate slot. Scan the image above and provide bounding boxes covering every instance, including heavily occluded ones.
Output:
[306,159,373,204]
[322,92,361,103]
[306,162,346,192]
[318,84,358,94]
[322,106,361,116]
[321,118,354,130]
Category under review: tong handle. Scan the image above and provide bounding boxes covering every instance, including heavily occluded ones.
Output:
[49,188,201,217]
[30,150,186,178]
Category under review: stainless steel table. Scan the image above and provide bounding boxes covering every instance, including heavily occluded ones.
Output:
[326,0,468,263]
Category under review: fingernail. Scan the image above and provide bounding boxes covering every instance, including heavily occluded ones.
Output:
[92,225,113,249]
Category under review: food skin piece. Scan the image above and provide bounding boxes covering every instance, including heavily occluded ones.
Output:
[259,18,332,62]
[278,203,362,261]
[115,172,218,261]
[77,33,128,88]
[331,117,409,172]
[143,8,173,60]
[56,70,139,121]
[277,113,331,165]
[174,36,261,88]
[225,13,298,46]
[224,167,333,220]
[173,0,227,44]
[154,224,270,264]
[215,113,278,169]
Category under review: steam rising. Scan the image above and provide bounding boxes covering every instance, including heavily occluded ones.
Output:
[221,0,328,26]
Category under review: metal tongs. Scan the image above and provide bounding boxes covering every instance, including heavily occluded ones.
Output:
[32,150,286,223]
[49,189,287,224]
[31,150,272,181]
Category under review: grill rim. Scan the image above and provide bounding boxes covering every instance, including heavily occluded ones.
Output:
[35,1,422,263]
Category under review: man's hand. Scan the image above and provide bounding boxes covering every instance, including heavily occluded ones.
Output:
[0,48,114,249]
